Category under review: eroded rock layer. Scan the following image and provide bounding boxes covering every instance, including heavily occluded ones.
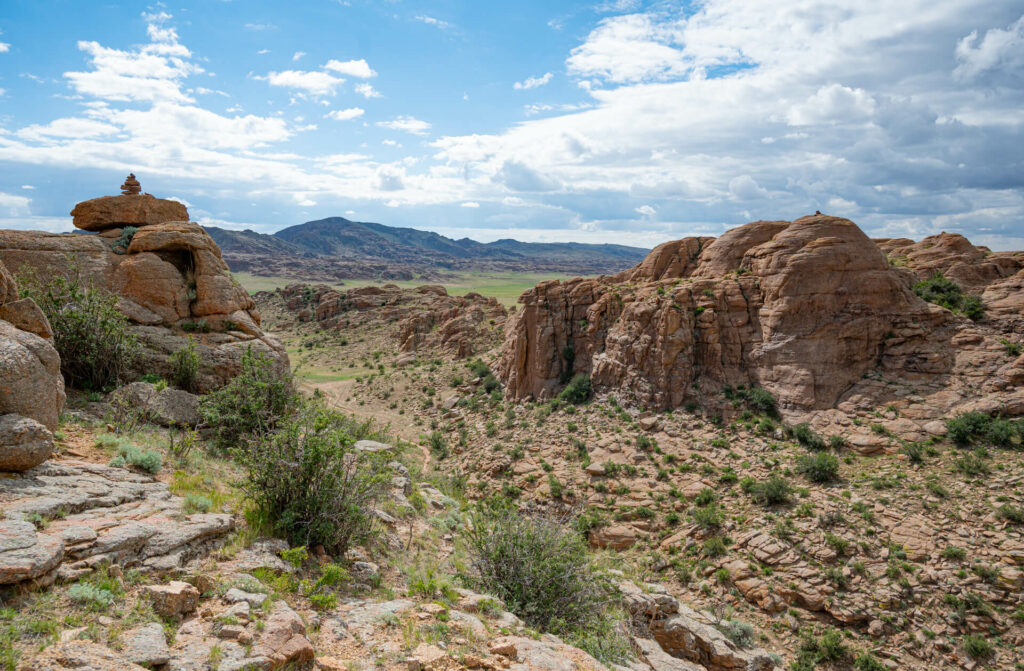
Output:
[499,215,1020,416]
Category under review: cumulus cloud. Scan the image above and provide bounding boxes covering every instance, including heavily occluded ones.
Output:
[323,58,376,78]
[514,72,553,90]
[0,43,10,53]
[786,84,876,126]
[257,69,343,96]
[954,14,1024,81]
[376,116,431,135]
[355,83,382,98]
[326,107,365,121]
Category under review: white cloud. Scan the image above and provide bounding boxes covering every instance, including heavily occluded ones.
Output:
[326,107,365,121]
[954,14,1024,80]
[596,0,641,12]
[635,204,656,216]
[354,83,382,98]
[382,139,400,146]
[21,185,34,190]
[728,175,767,201]
[461,201,480,208]
[377,116,431,135]
[257,70,343,96]
[0,43,10,53]
[244,23,277,31]
[0,193,31,215]
[786,84,876,126]
[415,16,450,29]
[566,13,689,83]
[514,72,553,90]
[292,51,306,62]
[17,118,120,142]
[257,49,270,55]
[323,58,376,78]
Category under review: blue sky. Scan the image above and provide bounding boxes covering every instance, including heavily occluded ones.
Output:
[0,1,1023,249]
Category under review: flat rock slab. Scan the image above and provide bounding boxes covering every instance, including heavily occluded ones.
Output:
[121,622,171,665]
[0,460,233,588]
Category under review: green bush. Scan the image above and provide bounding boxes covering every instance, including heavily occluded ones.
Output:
[169,337,201,393]
[466,500,629,665]
[790,423,827,451]
[19,270,139,390]
[691,502,724,530]
[945,411,993,445]
[717,619,754,648]
[747,475,791,506]
[558,373,592,404]
[111,442,162,474]
[111,225,138,253]
[913,273,984,321]
[235,402,391,555]
[742,387,777,417]
[200,347,294,450]
[428,431,448,459]
[962,634,993,660]
[67,583,115,611]
[796,452,840,483]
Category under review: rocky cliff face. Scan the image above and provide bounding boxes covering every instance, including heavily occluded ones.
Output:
[0,185,288,393]
[498,215,1020,418]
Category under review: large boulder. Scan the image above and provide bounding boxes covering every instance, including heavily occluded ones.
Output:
[70,193,188,232]
[0,319,65,431]
[0,414,55,471]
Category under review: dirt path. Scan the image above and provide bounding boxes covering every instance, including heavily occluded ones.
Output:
[302,378,433,470]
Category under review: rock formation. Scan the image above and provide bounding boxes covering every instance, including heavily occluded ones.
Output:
[266,282,507,359]
[120,172,142,195]
[0,179,288,393]
[0,260,65,471]
[498,214,1020,418]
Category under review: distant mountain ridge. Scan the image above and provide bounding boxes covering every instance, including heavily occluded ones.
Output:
[205,216,650,280]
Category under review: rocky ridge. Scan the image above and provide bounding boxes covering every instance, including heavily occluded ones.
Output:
[262,282,508,360]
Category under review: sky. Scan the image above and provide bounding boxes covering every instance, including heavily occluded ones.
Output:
[0,0,1022,250]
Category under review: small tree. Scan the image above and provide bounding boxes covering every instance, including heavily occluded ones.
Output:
[19,268,139,390]
[169,337,200,392]
[199,346,294,450]
[465,500,630,664]
[235,402,391,555]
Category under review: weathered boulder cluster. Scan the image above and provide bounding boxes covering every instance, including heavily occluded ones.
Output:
[498,214,1023,423]
[0,177,288,394]
[272,282,507,358]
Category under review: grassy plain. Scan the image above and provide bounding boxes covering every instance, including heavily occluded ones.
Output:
[233,270,584,306]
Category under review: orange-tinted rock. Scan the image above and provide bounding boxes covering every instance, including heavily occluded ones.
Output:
[71,194,188,232]
[498,215,953,414]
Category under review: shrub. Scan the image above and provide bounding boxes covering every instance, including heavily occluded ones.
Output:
[67,583,115,611]
[169,337,201,392]
[235,403,391,555]
[200,347,294,450]
[997,503,1024,524]
[428,431,449,459]
[1000,338,1022,357]
[796,452,840,483]
[19,270,139,390]
[558,373,592,404]
[465,501,628,665]
[702,535,728,557]
[747,474,791,506]
[913,273,984,321]
[941,545,967,560]
[953,450,990,477]
[111,225,138,253]
[962,634,993,660]
[112,442,162,474]
[717,619,754,648]
[467,359,491,378]
[946,411,992,445]
[790,423,827,451]
[691,503,724,530]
